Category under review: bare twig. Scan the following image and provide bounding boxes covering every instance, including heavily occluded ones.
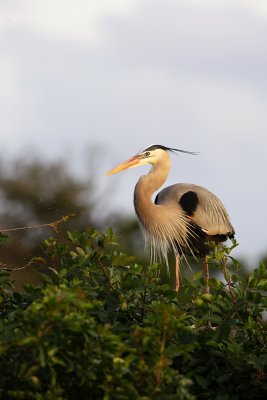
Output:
[0,213,76,270]
[0,213,76,234]
[221,256,236,303]
[0,258,45,271]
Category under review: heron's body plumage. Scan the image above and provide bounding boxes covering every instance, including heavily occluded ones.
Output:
[107,144,235,291]
[156,183,234,237]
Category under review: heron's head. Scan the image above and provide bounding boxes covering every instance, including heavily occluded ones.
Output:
[106,144,197,175]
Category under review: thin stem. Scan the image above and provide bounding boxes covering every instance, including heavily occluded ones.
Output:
[222,258,236,302]
[0,259,44,271]
[175,255,180,292]
[0,214,76,270]
[0,213,76,234]
[205,255,210,294]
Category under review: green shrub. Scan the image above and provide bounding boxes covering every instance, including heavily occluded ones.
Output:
[0,229,266,399]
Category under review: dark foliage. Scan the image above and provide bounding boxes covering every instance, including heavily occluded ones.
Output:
[0,229,266,399]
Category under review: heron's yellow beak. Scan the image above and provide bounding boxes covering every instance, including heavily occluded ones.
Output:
[106,156,140,175]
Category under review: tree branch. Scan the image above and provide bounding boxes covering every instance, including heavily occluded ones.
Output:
[0,213,76,270]
[0,213,76,234]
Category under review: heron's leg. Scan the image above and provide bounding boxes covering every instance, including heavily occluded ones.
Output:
[205,254,210,294]
[175,255,180,292]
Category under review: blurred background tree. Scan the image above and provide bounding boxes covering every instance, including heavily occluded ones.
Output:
[0,153,140,287]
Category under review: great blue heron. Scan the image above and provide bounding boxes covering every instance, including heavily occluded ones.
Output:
[107,144,235,292]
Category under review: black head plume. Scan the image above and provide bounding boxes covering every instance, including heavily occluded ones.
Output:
[142,144,198,155]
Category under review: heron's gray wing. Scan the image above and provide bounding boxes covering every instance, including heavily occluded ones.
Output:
[156,183,234,236]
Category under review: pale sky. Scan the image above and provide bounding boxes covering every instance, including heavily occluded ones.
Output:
[1,0,267,262]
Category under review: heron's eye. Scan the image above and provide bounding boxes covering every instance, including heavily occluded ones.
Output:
[144,152,150,157]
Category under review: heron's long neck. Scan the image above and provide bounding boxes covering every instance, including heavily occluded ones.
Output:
[134,157,170,225]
